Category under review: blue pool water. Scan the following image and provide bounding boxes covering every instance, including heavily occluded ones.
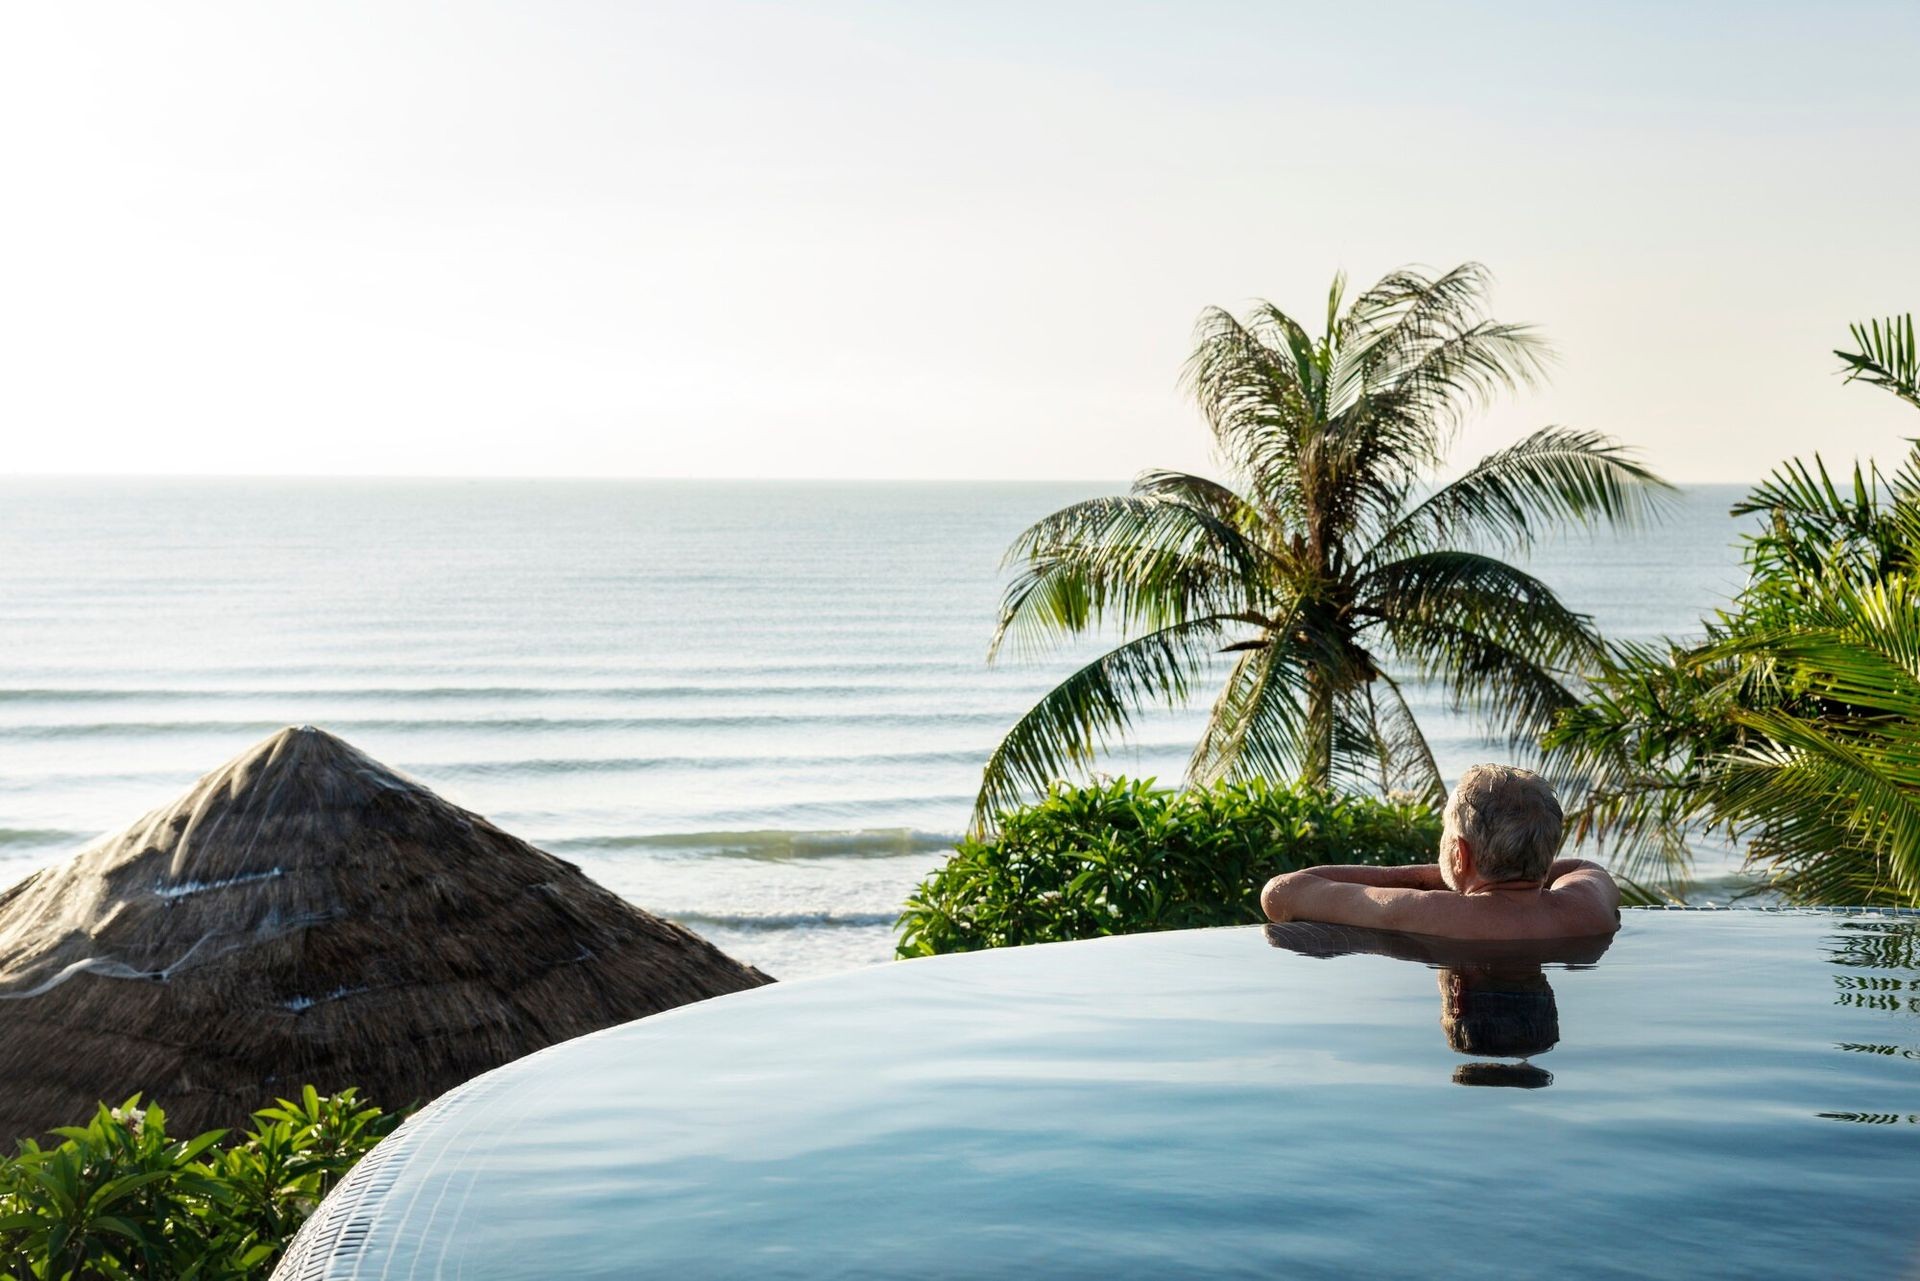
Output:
[278,911,1920,1279]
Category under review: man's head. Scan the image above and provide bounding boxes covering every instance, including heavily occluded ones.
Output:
[1440,764,1564,890]
[1438,965,1560,1058]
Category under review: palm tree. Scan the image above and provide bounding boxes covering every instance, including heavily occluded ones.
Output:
[975,264,1670,828]
[1549,314,1920,904]
[1704,566,1920,904]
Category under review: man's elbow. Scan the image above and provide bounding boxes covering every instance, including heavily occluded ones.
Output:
[1262,872,1305,923]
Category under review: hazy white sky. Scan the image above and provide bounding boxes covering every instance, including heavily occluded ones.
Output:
[3,1,1916,481]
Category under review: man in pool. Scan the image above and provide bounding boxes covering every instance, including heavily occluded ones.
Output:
[1260,764,1620,940]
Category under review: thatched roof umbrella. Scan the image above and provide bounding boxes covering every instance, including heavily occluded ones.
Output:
[0,726,770,1144]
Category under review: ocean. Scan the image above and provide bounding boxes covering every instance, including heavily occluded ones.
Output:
[0,479,1752,977]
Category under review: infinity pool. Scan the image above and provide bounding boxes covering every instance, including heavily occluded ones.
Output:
[278,911,1920,1279]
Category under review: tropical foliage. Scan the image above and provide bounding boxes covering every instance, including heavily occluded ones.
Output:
[0,1088,400,1281]
[1837,313,1919,408]
[976,263,1669,827]
[1549,315,1920,905]
[898,778,1439,955]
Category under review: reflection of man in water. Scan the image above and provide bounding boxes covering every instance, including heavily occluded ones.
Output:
[1260,765,1620,940]
[1439,965,1559,1088]
[1265,923,1613,1089]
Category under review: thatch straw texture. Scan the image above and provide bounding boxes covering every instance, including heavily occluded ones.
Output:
[0,726,770,1144]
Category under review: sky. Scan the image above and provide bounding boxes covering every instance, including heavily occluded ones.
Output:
[2,1,1917,482]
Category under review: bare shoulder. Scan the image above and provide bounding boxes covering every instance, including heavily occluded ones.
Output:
[1543,859,1623,930]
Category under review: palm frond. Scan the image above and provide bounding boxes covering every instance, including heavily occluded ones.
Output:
[1623,573,1920,902]
[1732,453,1919,588]
[1373,610,1581,754]
[1733,452,1880,527]
[972,617,1228,831]
[1180,303,1316,509]
[1184,643,1312,788]
[1369,320,1552,435]
[1358,548,1604,672]
[1702,578,1920,900]
[990,496,1271,661]
[1368,672,1446,803]
[1303,268,1556,551]
[1368,426,1674,562]
[1704,576,1920,709]
[1836,314,1920,409]
[1184,591,1368,788]
[1129,469,1260,530]
[1344,263,1497,352]
[1542,638,1723,882]
[1342,263,1553,436]
[1716,710,1920,903]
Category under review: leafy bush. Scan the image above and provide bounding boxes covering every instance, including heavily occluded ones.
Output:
[0,1088,401,1281]
[897,777,1440,956]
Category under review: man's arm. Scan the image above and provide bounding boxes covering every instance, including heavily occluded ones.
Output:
[1261,871,1434,931]
[1292,863,1447,890]
[1543,858,1622,917]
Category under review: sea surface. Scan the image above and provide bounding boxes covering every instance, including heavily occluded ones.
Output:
[0,479,1752,977]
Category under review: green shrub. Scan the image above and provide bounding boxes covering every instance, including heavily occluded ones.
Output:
[0,1087,401,1281]
[897,777,1441,956]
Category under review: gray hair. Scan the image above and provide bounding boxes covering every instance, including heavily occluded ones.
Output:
[1443,765,1564,883]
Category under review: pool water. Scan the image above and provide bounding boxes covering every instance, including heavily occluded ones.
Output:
[277,911,1920,1280]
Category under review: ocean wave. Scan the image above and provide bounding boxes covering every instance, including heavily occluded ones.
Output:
[666,910,900,931]
[0,720,304,740]
[0,827,89,849]
[641,794,982,828]
[0,711,1020,739]
[547,827,958,860]
[428,747,997,776]
[0,765,200,792]
[0,656,997,682]
[0,679,1056,703]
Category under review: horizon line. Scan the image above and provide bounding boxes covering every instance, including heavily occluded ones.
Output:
[0,471,1772,486]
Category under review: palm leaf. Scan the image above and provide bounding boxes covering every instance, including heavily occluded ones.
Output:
[1716,710,1920,903]
[1374,609,1581,753]
[1180,301,1332,516]
[1543,639,1722,882]
[989,496,1271,661]
[1359,548,1604,671]
[1733,453,1880,527]
[972,617,1228,831]
[1369,671,1446,803]
[1344,263,1553,435]
[1130,469,1260,530]
[1368,426,1674,562]
[1185,643,1311,787]
[1705,577,1920,712]
[1836,314,1920,409]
